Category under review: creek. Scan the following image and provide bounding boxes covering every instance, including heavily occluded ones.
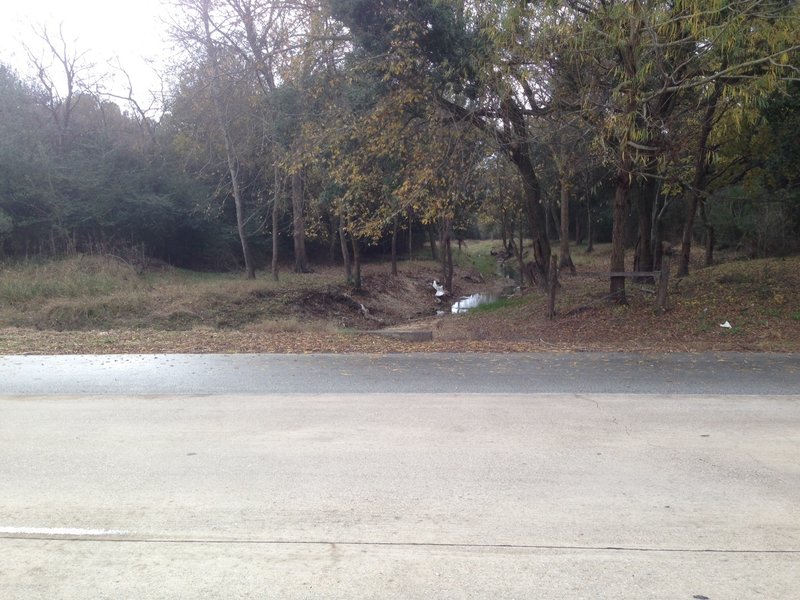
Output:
[451,292,501,314]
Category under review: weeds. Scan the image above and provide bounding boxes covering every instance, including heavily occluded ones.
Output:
[454,240,498,278]
[469,296,525,314]
[0,255,439,332]
[0,256,145,305]
[697,317,713,333]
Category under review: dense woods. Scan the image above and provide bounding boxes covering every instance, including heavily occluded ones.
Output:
[1,0,798,301]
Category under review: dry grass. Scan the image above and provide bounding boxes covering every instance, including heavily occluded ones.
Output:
[1,246,798,354]
[0,255,350,331]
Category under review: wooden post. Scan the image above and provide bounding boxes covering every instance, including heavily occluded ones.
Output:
[548,255,559,319]
[657,255,670,314]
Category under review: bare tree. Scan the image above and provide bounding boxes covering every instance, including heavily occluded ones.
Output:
[172,0,256,278]
[101,59,161,146]
[183,0,321,275]
[24,24,96,152]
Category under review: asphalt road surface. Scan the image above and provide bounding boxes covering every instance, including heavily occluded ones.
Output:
[1,351,798,395]
[1,353,798,598]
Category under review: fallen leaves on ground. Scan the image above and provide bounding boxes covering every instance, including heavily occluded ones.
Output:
[1,251,797,355]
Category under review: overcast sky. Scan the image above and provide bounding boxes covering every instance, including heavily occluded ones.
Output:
[1,0,173,107]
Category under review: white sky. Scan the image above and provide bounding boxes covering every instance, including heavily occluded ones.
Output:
[0,0,173,109]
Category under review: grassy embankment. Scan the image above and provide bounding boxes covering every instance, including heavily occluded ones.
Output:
[0,244,798,353]
[0,253,456,353]
[0,256,341,331]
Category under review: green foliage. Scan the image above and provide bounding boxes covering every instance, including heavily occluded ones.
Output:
[0,209,11,237]
[0,58,229,268]
[708,82,800,256]
[457,248,496,279]
[708,186,799,257]
[469,296,524,314]
[3,0,799,276]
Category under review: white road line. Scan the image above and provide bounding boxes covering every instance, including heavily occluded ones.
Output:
[0,526,128,536]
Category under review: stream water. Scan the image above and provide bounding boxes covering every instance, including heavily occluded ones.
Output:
[451,292,501,314]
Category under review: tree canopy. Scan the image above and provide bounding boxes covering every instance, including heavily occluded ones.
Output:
[1,0,798,300]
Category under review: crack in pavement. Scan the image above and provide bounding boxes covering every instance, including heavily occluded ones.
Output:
[1,535,798,554]
[575,393,631,435]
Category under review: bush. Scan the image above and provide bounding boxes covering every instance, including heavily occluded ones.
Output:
[707,186,799,257]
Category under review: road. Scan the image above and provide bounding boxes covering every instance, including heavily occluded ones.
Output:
[1,353,799,598]
[1,352,799,394]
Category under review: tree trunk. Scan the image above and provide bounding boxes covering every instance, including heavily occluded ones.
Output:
[559,179,575,273]
[351,235,361,290]
[428,225,438,260]
[440,224,446,284]
[550,196,561,240]
[443,95,548,279]
[699,199,715,267]
[292,169,308,273]
[517,226,529,287]
[201,3,255,279]
[406,206,414,261]
[442,221,453,293]
[508,146,550,285]
[391,216,398,276]
[271,164,280,282]
[547,254,559,319]
[678,195,699,277]
[339,222,352,284]
[678,87,720,277]
[657,255,670,314]
[633,171,657,276]
[500,208,509,252]
[227,152,255,279]
[610,176,629,303]
[653,210,664,273]
[586,193,594,253]
[329,217,338,264]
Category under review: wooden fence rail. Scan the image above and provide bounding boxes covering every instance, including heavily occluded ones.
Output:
[547,256,670,319]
